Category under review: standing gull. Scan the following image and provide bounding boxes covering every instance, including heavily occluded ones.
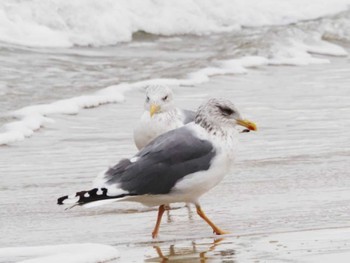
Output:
[57,98,257,238]
[133,85,195,150]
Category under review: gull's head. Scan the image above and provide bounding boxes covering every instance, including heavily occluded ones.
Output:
[195,98,257,132]
[144,85,175,117]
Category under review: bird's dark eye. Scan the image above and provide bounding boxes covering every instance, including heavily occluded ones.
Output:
[218,106,234,116]
[146,96,150,102]
[162,95,168,101]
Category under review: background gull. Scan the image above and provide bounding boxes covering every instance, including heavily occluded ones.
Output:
[58,98,257,238]
[133,85,195,150]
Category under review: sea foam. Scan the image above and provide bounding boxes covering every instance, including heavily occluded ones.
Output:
[0,85,128,145]
[0,58,253,146]
[1,0,350,47]
[0,243,119,263]
[2,38,345,146]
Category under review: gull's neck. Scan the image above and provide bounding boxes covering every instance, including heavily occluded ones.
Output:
[195,115,223,136]
[195,116,238,139]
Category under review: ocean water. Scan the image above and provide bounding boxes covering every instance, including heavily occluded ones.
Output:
[1,1,350,262]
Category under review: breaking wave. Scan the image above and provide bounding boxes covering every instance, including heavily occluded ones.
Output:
[1,0,350,47]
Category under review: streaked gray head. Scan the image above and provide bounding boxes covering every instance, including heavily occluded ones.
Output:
[195,98,257,132]
[144,85,175,116]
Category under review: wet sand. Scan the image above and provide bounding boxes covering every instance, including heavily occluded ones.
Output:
[1,57,350,262]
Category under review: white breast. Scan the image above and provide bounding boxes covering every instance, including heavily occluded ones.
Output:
[169,124,239,203]
[133,110,184,150]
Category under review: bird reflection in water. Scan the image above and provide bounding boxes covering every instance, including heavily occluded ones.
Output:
[146,238,236,262]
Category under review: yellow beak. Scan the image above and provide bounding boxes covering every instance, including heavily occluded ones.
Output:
[150,104,161,117]
[236,119,257,131]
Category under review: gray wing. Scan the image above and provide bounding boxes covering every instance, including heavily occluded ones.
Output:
[103,126,215,195]
[181,109,196,124]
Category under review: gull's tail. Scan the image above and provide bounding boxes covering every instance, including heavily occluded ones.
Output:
[57,188,134,208]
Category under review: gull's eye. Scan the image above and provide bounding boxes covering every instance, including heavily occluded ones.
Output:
[218,106,234,116]
[162,95,168,101]
[146,96,150,102]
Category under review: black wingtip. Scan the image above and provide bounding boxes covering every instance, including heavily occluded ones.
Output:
[57,188,134,207]
[57,195,68,205]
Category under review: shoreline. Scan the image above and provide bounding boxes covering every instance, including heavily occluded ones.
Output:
[1,57,350,261]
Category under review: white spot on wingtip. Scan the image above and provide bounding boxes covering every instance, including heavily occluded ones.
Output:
[130,157,138,163]
[64,196,79,204]
[84,193,90,198]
